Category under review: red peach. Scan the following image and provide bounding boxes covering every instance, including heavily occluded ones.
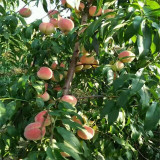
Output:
[60,62,65,68]
[24,122,46,140]
[51,62,58,70]
[19,8,32,18]
[35,110,51,126]
[71,116,82,125]
[77,125,94,140]
[80,54,95,64]
[61,0,66,5]
[53,85,62,91]
[60,152,70,157]
[58,18,74,34]
[75,2,85,13]
[112,61,124,71]
[39,22,55,35]
[89,6,102,17]
[61,95,77,107]
[118,51,135,63]
[48,10,59,19]
[104,9,115,18]
[75,62,83,72]
[37,67,53,80]
[39,92,50,102]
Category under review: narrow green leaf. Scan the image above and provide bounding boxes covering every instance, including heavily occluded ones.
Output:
[144,102,160,130]
[56,142,82,160]
[56,127,82,152]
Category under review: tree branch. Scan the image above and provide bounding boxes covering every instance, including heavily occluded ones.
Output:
[63,13,88,95]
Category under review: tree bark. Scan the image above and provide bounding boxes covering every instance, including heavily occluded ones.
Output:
[63,13,88,95]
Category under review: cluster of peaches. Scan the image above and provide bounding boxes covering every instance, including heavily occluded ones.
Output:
[24,95,95,157]
[111,50,135,79]
[19,0,116,36]
[76,50,99,72]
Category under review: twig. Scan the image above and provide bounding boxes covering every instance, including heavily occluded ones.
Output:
[78,95,105,99]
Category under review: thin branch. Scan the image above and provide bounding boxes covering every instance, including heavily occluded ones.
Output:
[78,95,117,99]
[78,95,105,99]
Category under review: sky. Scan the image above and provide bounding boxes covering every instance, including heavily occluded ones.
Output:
[16,0,70,24]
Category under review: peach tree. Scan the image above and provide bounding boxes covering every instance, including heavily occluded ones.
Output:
[0,0,160,159]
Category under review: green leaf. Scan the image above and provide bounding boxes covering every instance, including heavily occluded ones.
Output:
[6,101,17,119]
[144,102,160,130]
[58,101,75,111]
[146,1,160,9]
[133,16,143,31]
[62,119,82,129]
[42,0,48,12]
[46,146,54,159]
[117,90,131,108]
[101,100,115,118]
[130,78,145,94]
[0,101,6,127]
[18,16,27,26]
[7,126,18,137]
[101,100,119,125]
[25,26,33,39]
[56,127,82,153]
[0,5,6,15]
[138,85,150,108]
[138,21,152,57]
[36,97,44,108]
[56,142,82,160]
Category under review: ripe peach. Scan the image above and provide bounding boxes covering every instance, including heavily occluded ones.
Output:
[24,122,46,140]
[50,19,58,28]
[92,59,99,68]
[51,72,63,82]
[35,110,51,126]
[61,0,66,5]
[58,18,74,34]
[53,85,62,91]
[60,152,70,157]
[60,62,65,68]
[39,22,55,35]
[39,92,50,102]
[61,0,72,8]
[37,67,53,80]
[19,8,32,18]
[48,10,59,19]
[77,125,94,140]
[89,6,102,17]
[75,62,83,72]
[104,9,115,18]
[75,2,85,13]
[51,62,58,70]
[80,54,95,64]
[83,64,92,69]
[113,72,119,80]
[112,61,124,71]
[71,116,82,125]
[61,95,77,107]
[118,51,135,63]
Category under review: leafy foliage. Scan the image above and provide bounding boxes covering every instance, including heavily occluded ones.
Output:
[0,0,160,159]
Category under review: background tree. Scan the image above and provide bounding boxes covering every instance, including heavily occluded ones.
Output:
[0,0,160,159]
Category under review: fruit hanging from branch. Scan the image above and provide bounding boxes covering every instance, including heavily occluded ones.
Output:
[19,8,32,18]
